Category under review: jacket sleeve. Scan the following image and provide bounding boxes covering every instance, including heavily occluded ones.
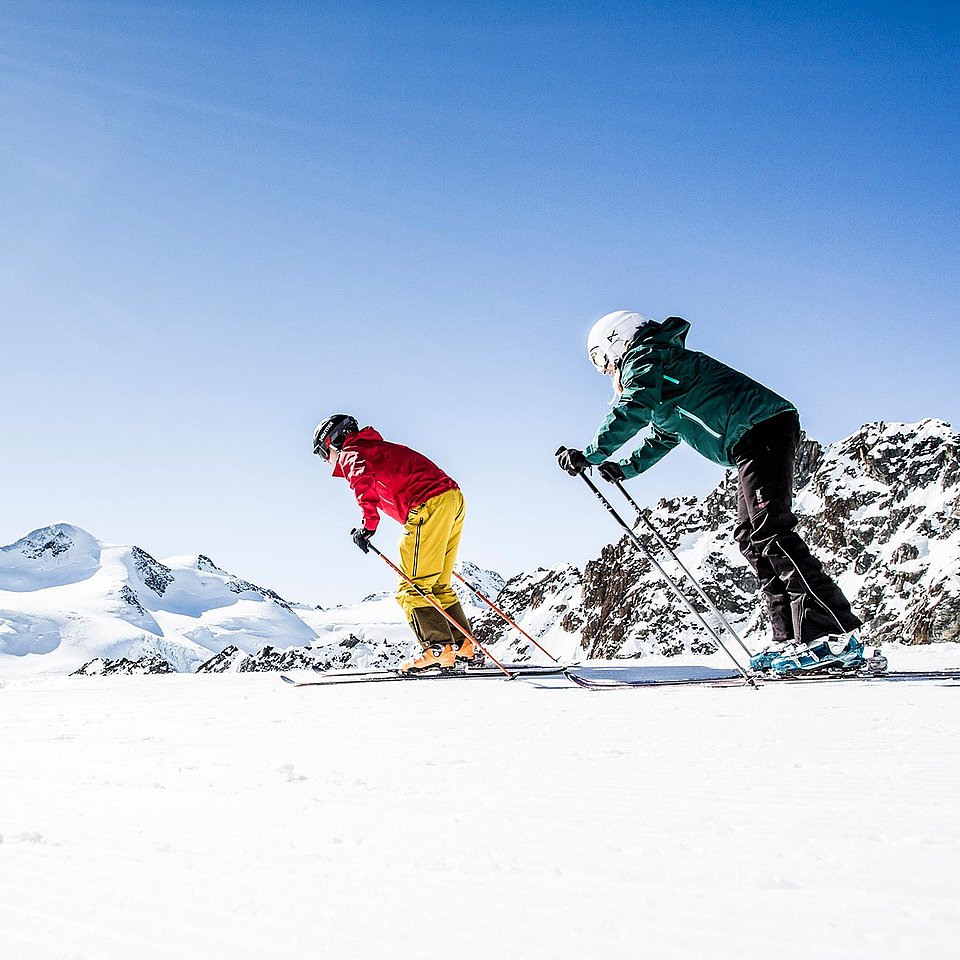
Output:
[584,356,664,463]
[339,450,381,532]
[619,425,681,478]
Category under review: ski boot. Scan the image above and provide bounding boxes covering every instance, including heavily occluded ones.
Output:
[454,635,486,670]
[749,642,789,672]
[769,633,865,676]
[400,643,456,675]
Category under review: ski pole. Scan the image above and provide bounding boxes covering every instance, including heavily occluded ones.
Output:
[452,570,560,663]
[556,450,757,689]
[360,535,515,679]
[610,479,754,660]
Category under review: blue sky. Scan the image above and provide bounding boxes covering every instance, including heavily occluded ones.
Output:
[2,0,958,604]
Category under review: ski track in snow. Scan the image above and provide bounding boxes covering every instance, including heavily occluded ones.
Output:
[1,673,958,960]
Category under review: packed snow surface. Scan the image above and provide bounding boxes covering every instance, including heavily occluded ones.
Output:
[2,651,959,960]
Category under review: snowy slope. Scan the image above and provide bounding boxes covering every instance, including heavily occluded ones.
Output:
[1,667,958,960]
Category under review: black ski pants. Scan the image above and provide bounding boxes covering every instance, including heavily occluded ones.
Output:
[732,411,862,646]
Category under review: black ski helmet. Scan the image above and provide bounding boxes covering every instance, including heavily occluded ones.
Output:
[313,414,359,460]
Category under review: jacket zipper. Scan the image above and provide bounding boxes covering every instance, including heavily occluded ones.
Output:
[677,406,722,439]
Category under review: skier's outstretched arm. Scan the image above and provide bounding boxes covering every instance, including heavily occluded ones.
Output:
[584,360,664,463]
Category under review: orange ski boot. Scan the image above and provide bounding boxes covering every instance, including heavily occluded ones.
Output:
[400,643,456,675]
[453,636,486,669]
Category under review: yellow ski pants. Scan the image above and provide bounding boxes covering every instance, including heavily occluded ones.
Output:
[396,487,465,620]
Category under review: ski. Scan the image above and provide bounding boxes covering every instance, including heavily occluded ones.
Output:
[280,663,570,687]
[761,668,960,685]
[564,667,960,689]
[281,660,960,690]
[564,666,747,689]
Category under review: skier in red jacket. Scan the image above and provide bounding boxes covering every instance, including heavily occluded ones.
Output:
[313,414,479,674]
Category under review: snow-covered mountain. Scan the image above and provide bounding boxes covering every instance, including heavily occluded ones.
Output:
[476,418,960,658]
[0,525,504,677]
[3,419,957,677]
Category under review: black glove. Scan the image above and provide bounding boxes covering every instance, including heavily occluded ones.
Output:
[350,527,374,553]
[598,461,626,482]
[556,448,591,476]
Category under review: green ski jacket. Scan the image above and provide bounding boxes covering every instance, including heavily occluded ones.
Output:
[583,317,797,478]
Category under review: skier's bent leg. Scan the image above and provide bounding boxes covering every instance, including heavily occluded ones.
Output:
[734,485,793,645]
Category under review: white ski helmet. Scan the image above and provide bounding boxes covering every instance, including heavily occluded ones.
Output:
[587,311,649,374]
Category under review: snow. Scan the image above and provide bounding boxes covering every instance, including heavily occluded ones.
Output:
[0,524,101,592]
[0,524,328,676]
[2,657,959,960]
[0,523,512,678]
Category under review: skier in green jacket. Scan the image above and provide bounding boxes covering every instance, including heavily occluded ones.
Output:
[557,311,863,675]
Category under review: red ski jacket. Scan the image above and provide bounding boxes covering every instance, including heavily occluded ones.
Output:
[332,427,459,532]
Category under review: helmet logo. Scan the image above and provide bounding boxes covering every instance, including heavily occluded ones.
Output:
[313,414,359,459]
[587,310,647,375]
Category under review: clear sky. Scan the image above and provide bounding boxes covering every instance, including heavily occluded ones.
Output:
[2,0,958,606]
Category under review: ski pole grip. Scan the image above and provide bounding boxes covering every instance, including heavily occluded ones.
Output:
[354,531,381,558]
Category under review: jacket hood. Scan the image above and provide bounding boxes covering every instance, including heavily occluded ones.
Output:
[636,316,690,350]
[331,426,382,478]
[348,426,383,443]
